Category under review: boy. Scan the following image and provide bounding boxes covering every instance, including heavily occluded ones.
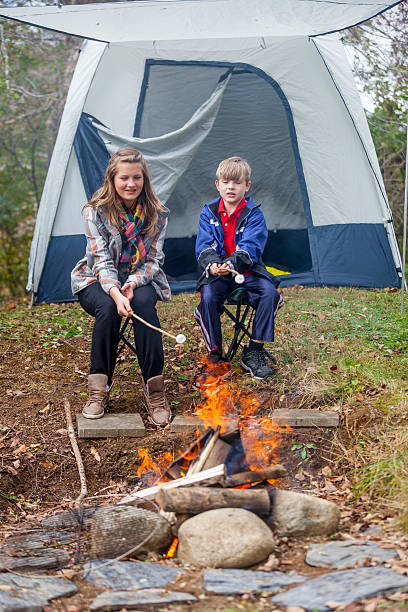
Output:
[194,156,282,380]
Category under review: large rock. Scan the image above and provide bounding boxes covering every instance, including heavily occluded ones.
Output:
[90,506,172,559]
[269,490,340,536]
[177,508,277,568]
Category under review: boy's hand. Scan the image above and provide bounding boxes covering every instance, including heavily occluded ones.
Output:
[210,263,221,275]
[218,263,232,276]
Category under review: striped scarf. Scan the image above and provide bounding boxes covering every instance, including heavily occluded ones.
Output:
[118,198,146,284]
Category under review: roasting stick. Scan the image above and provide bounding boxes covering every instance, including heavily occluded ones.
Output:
[130,312,186,344]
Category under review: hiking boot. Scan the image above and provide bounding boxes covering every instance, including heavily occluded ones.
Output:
[240,346,274,380]
[144,375,172,426]
[195,352,232,389]
[82,373,108,419]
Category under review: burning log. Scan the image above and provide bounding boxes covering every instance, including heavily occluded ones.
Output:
[156,486,271,516]
[119,464,226,504]
[221,465,287,487]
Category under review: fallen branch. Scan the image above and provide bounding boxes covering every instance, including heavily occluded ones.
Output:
[64,399,87,506]
[119,464,226,504]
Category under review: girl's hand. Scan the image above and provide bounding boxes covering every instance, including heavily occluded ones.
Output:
[121,282,136,301]
[109,287,133,317]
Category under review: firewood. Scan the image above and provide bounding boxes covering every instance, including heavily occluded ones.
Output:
[188,426,220,474]
[156,486,271,516]
[119,464,226,504]
[221,465,286,487]
[200,438,231,471]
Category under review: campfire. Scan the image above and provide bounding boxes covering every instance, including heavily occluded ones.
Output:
[116,356,292,557]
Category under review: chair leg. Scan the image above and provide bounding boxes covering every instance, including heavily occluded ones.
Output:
[116,317,135,359]
[225,305,254,361]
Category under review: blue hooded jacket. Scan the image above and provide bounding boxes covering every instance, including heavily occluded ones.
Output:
[195,196,278,290]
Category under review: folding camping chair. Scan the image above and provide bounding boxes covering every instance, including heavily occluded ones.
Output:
[116,316,137,361]
[222,287,277,363]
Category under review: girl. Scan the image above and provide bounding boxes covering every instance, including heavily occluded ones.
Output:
[71,148,171,426]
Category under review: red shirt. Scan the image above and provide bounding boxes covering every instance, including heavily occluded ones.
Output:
[218,197,247,257]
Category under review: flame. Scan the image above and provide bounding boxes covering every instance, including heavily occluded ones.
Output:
[166,537,179,558]
[195,354,291,471]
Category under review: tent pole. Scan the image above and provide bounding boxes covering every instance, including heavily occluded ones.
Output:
[401,116,408,316]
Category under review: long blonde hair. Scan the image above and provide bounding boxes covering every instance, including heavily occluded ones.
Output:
[85,148,165,237]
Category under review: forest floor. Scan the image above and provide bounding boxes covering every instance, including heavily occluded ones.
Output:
[1,286,408,611]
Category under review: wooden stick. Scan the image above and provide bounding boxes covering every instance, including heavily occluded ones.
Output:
[118,464,226,504]
[187,426,220,475]
[64,399,88,507]
[221,465,287,488]
[156,486,271,516]
[130,313,186,344]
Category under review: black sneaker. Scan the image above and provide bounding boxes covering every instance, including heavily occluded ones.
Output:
[240,346,274,380]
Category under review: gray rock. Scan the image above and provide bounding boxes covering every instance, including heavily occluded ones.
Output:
[90,588,196,611]
[270,490,340,536]
[4,531,76,552]
[0,554,62,572]
[0,573,77,611]
[306,540,398,569]
[272,566,408,611]
[178,508,277,568]
[41,507,96,529]
[90,506,172,558]
[84,560,184,589]
[204,568,306,594]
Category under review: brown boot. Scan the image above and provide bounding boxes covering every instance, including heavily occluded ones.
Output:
[82,374,108,419]
[144,375,172,426]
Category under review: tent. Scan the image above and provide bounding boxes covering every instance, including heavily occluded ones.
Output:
[0,0,403,303]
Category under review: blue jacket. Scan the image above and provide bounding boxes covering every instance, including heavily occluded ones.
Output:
[195,196,278,290]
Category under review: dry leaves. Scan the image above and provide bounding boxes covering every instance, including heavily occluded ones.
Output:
[90,446,101,462]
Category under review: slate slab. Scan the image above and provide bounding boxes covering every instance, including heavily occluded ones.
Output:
[77,413,145,438]
[204,568,306,594]
[4,531,76,552]
[0,573,78,611]
[306,540,398,569]
[90,588,196,610]
[272,566,408,611]
[84,560,185,590]
[0,553,62,572]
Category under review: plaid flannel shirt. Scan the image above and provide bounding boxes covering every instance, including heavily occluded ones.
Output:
[71,205,170,302]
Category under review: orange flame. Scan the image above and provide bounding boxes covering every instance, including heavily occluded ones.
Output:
[166,537,179,558]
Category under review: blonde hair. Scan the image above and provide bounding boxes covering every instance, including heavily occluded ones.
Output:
[216,156,251,183]
[84,148,164,237]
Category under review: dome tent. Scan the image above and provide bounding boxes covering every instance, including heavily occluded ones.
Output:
[0,0,403,303]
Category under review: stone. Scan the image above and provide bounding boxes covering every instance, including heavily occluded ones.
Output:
[90,588,196,610]
[90,506,172,559]
[0,553,63,572]
[178,508,277,568]
[272,567,408,611]
[272,409,339,427]
[306,540,398,569]
[204,568,306,594]
[77,413,145,438]
[269,490,340,536]
[170,415,238,433]
[0,573,77,610]
[4,531,76,552]
[84,559,184,590]
[41,507,97,529]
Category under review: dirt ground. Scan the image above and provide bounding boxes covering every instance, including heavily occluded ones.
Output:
[1,296,407,611]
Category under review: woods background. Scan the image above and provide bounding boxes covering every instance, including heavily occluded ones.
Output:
[0,0,407,299]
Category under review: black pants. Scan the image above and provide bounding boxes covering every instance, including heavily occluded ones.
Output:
[78,283,164,385]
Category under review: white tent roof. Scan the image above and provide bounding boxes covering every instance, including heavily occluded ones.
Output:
[0,0,403,42]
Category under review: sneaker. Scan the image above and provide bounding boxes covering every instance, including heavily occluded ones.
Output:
[195,352,232,389]
[240,346,274,380]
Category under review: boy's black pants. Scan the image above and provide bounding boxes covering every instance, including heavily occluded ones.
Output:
[78,282,164,386]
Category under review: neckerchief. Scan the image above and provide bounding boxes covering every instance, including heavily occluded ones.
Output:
[118,198,146,283]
